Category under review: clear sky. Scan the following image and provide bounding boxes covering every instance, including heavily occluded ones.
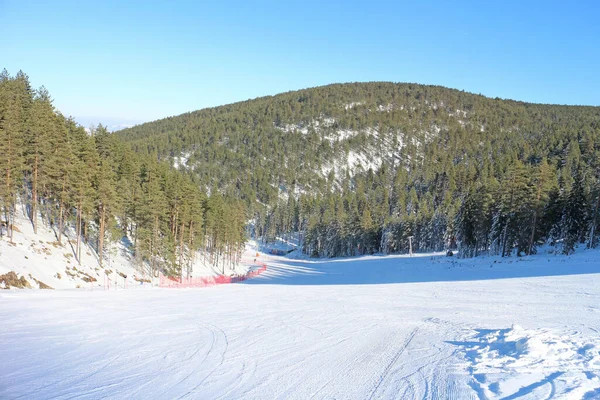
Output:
[1,0,599,128]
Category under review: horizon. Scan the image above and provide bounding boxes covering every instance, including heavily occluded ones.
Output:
[2,0,599,128]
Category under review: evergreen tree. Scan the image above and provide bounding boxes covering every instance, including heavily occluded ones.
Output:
[493,161,534,257]
[95,160,118,267]
[527,158,556,254]
[561,166,588,254]
[0,70,29,240]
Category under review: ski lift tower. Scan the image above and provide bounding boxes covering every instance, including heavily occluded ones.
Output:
[408,236,414,257]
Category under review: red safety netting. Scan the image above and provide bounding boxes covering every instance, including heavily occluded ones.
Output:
[159,263,267,288]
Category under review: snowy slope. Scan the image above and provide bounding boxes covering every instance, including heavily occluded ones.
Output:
[0,209,144,290]
[0,207,250,290]
[1,248,600,399]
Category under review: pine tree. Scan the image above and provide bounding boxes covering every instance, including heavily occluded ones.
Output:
[67,120,98,263]
[139,164,167,276]
[495,161,534,257]
[561,166,588,254]
[527,158,556,254]
[0,71,28,241]
[95,160,119,268]
[26,86,55,234]
[587,151,600,248]
[456,187,492,257]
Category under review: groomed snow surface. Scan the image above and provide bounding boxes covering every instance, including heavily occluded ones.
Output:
[2,248,600,399]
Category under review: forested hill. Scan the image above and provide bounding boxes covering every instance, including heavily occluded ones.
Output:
[115,82,600,258]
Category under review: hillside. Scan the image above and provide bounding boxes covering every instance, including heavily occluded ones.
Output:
[116,83,600,258]
[117,83,599,200]
[0,204,254,290]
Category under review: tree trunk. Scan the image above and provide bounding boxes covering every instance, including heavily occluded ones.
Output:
[76,200,82,264]
[502,176,517,257]
[98,204,106,268]
[179,220,185,278]
[32,154,38,234]
[58,175,68,245]
[528,211,538,256]
[58,200,64,245]
[4,155,11,240]
[187,220,194,276]
[501,216,510,257]
[528,183,545,255]
[152,214,159,277]
[589,189,600,248]
[7,207,12,242]
[2,207,7,241]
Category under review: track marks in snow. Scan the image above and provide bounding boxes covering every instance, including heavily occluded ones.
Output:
[368,326,420,399]
[3,250,600,399]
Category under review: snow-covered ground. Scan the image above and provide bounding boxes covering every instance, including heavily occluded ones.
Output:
[1,248,600,399]
[0,207,249,290]
[0,209,144,290]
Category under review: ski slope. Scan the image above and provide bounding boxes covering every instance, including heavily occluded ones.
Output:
[1,249,600,399]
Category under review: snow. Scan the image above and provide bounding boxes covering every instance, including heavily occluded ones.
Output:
[343,101,364,110]
[274,115,414,187]
[347,149,382,172]
[252,236,299,255]
[275,122,309,135]
[319,127,406,183]
[2,245,600,398]
[455,325,600,398]
[321,117,336,127]
[377,103,394,112]
[0,209,143,290]
[323,128,356,143]
[450,109,468,118]
[172,151,192,170]
[0,206,249,290]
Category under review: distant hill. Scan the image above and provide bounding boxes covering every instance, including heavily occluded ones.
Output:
[115,82,600,258]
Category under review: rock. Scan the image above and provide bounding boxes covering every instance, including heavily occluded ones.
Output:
[0,271,32,289]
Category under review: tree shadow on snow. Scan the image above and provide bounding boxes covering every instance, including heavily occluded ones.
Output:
[243,251,600,285]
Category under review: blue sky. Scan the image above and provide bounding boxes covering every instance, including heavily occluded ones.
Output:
[1,0,599,127]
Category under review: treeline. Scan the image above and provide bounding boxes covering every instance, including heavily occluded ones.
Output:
[0,70,246,277]
[256,150,600,257]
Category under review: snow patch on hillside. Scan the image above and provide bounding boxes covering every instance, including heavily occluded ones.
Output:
[172,151,192,169]
[320,127,407,183]
[377,103,394,112]
[450,109,468,118]
[347,149,382,172]
[276,122,309,135]
[271,109,465,192]
[317,117,336,128]
[323,128,355,143]
[343,101,364,110]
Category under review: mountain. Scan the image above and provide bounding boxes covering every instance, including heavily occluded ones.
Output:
[115,82,598,199]
[115,82,600,258]
[75,116,143,133]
